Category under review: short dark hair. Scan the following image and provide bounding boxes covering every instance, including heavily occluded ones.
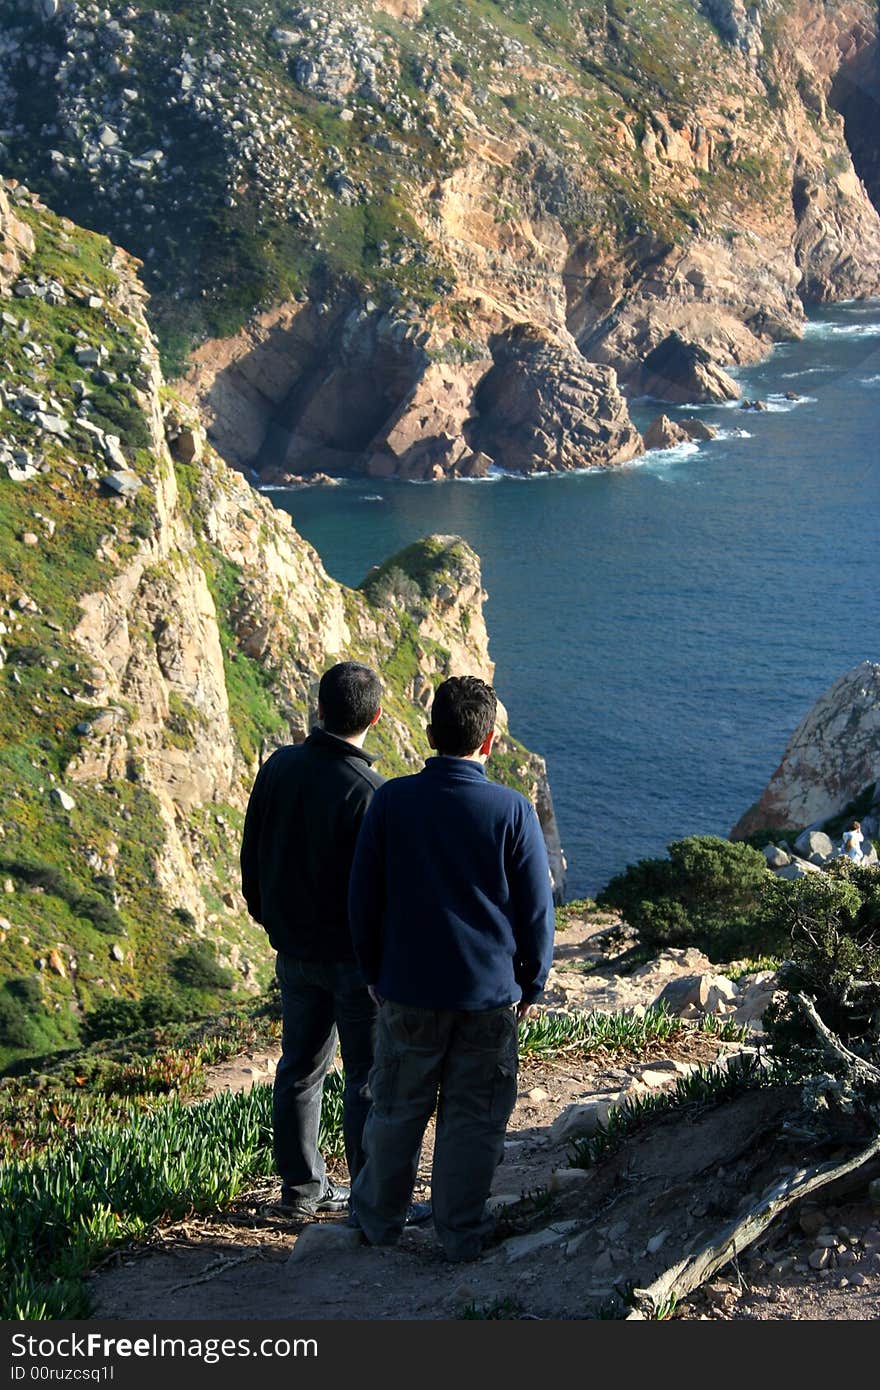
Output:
[318,662,381,736]
[429,675,497,757]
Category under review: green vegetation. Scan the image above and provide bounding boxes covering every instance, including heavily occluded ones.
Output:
[0,1076,341,1319]
[518,1004,746,1059]
[200,551,286,767]
[597,835,774,959]
[762,862,880,1068]
[360,536,473,611]
[554,898,597,929]
[569,1053,794,1169]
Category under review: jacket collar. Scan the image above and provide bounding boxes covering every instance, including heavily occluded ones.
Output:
[422,755,487,781]
[308,726,376,765]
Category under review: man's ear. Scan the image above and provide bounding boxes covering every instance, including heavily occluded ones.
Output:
[369,705,382,727]
[426,725,437,750]
[317,701,325,723]
[480,727,496,757]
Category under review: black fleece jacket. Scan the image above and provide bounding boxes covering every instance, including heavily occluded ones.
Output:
[240,728,384,962]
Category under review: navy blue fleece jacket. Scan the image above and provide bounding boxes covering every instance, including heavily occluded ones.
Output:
[348,756,555,1010]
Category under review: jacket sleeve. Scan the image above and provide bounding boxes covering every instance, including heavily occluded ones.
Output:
[240,760,268,923]
[508,804,555,1004]
[348,788,386,986]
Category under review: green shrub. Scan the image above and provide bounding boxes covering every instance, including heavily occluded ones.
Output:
[363,565,425,613]
[597,835,772,958]
[0,992,41,1050]
[84,991,193,1043]
[761,863,880,1064]
[172,944,236,991]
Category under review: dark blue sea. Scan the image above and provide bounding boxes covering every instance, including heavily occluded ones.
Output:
[266,303,880,899]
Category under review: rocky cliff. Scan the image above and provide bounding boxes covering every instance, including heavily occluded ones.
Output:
[1,1,879,481]
[0,178,564,1065]
[732,660,880,838]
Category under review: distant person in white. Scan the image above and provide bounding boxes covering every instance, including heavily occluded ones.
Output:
[841,820,865,863]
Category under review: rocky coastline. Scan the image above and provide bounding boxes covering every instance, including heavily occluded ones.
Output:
[0,2,877,484]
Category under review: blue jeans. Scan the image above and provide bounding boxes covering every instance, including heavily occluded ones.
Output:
[273,954,377,1206]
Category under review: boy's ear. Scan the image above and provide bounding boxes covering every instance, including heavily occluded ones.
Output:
[480,728,496,757]
[369,705,382,727]
[426,725,437,750]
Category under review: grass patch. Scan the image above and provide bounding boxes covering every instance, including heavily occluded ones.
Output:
[0,1072,344,1319]
[518,1004,745,1060]
[569,1054,794,1170]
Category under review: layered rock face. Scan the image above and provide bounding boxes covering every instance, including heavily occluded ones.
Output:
[732,661,880,837]
[469,325,643,474]
[0,183,565,1045]
[4,2,880,481]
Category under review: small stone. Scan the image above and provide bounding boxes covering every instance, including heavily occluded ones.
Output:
[798,1208,825,1236]
[286,1225,362,1264]
[549,1167,594,1194]
[50,788,75,811]
[21,532,39,546]
[486,1193,520,1213]
[528,1087,549,1102]
[47,948,66,977]
[110,943,125,963]
[645,1230,669,1255]
[808,1248,831,1270]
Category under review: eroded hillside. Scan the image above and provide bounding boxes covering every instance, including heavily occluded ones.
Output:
[0,179,562,1066]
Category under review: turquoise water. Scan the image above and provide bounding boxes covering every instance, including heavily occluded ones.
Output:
[266,303,880,898]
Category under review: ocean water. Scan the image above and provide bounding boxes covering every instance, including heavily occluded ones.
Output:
[267,303,880,898]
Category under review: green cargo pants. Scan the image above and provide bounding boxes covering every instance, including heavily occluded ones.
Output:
[351,1000,519,1262]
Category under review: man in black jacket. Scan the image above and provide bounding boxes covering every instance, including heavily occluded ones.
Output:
[240,661,384,1217]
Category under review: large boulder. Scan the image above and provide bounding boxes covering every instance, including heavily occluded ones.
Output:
[793,829,834,862]
[470,325,643,473]
[638,333,740,404]
[643,414,691,450]
[733,662,880,837]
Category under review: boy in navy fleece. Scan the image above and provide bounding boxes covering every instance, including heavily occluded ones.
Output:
[348,675,554,1262]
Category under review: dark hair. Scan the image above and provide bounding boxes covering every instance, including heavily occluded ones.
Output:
[318,662,381,736]
[430,675,497,757]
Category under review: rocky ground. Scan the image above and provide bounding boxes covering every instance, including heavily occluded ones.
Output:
[88,910,880,1321]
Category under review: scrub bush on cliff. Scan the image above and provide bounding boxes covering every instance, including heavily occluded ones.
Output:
[761,863,880,1068]
[596,835,772,958]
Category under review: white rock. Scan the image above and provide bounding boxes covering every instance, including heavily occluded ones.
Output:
[550,1096,618,1144]
[549,1167,594,1193]
[287,1224,363,1264]
[503,1221,581,1263]
[50,788,75,811]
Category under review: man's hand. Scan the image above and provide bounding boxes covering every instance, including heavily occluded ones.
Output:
[516,1000,537,1022]
[368,985,384,1008]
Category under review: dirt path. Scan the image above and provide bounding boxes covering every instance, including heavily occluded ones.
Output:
[88,916,880,1321]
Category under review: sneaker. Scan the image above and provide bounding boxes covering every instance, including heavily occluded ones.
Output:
[404,1200,433,1227]
[277,1181,351,1217]
[346,1201,433,1232]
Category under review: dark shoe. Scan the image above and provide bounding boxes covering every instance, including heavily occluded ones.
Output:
[404,1200,433,1227]
[347,1201,432,1232]
[278,1181,351,1217]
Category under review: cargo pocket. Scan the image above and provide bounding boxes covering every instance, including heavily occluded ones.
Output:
[490,1009,519,1123]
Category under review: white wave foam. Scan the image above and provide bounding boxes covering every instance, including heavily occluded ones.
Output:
[764,394,817,412]
[803,320,880,339]
[780,367,832,378]
[859,374,880,386]
[628,441,700,470]
[714,428,752,441]
[359,494,385,502]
